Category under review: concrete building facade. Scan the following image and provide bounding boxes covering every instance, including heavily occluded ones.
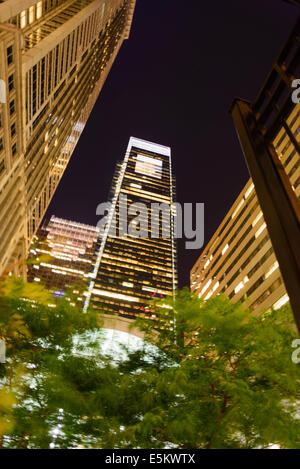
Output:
[0,0,136,277]
[191,102,300,314]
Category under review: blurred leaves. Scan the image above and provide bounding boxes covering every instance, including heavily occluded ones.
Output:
[0,280,299,449]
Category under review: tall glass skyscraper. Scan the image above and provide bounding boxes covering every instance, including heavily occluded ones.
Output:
[0,0,136,277]
[84,137,178,321]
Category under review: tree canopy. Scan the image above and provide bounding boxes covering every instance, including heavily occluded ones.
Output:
[0,280,299,449]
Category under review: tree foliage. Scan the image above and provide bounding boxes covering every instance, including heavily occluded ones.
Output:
[123,290,300,449]
[0,280,299,449]
[0,276,99,448]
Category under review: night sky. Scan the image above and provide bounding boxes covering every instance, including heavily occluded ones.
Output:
[46,0,297,288]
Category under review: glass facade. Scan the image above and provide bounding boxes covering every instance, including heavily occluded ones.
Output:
[27,215,99,301]
[84,137,178,320]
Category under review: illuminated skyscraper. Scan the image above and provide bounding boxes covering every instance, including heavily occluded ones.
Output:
[84,137,177,321]
[191,102,300,314]
[27,215,99,300]
[0,0,136,277]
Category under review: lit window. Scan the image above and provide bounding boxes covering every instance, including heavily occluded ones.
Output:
[252,211,263,227]
[273,294,289,310]
[232,199,244,219]
[201,279,212,296]
[135,154,162,179]
[234,281,244,294]
[204,291,213,300]
[222,244,229,255]
[37,2,43,19]
[20,10,26,28]
[122,282,134,288]
[92,289,140,303]
[255,222,267,239]
[29,6,35,24]
[245,183,254,199]
[265,261,279,279]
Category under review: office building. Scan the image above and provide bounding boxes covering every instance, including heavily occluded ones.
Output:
[0,0,136,277]
[84,137,178,320]
[191,102,300,313]
[27,215,98,300]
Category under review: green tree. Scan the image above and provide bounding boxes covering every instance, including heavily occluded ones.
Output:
[0,276,100,448]
[1,281,299,449]
[115,290,300,449]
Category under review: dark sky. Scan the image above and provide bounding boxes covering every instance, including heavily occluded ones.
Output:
[46,0,297,288]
